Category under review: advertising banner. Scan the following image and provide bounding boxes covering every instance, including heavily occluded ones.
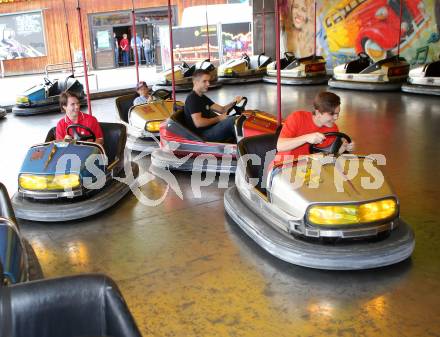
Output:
[0,11,46,60]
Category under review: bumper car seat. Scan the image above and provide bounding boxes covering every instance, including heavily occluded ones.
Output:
[237,128,280,193]
[0,274,142,337]
[115,93,137,123]
[169,109,205,142]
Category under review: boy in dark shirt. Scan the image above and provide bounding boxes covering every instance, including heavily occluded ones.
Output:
[184,69,243,142]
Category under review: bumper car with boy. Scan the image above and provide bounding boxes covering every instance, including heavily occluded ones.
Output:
[224,132,415,270]
[151,97,280,173]
[11,122,139,222]
[116,88,184,153]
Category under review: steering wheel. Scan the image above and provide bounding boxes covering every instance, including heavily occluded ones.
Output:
[44,77,53,86]
[358,52,371,60]
[227,97,248,116]
[284,52,296,60]
[151,89,172,100]
[66,124,96,142]
[309,132,351,155]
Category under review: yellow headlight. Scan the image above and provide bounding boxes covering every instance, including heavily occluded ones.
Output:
[16,96,29,104]
[146,121,161,133]
[307,199,397,226]
[225,68,233,75]
[19,174,80,191]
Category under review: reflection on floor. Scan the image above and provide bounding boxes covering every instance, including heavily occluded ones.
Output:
[1,83,440,336]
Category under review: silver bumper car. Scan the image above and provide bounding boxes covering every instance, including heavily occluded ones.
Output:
[225,132,414,270]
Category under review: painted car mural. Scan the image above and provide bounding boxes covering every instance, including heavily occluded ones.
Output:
[281,0,440,67]
[324,0,427,60]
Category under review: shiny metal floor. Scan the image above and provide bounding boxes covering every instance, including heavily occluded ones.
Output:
[1,84,440,336]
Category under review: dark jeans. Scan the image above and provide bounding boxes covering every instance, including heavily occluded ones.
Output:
[122,51,129,66]
[199,116,236,142]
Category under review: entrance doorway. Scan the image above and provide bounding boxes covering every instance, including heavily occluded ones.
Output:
[89,7,173,70]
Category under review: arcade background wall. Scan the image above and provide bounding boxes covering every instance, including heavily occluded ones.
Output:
[281,0,440,68]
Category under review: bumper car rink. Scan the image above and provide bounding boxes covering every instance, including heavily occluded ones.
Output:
[1,84,439,336]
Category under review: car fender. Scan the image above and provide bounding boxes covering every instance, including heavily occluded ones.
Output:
[355,25,397,54]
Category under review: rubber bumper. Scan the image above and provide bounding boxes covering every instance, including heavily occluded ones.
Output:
[126,134,159,153]
[218,76,263,85]
[12,162,139,222]
[328,78,403,91]
[151,148,236,173]
[401,83,440,96]
[263,75,329,85]
[12,98,87,116]
[152,81,222,93]
[224,186,415,270]
[24,239,43,280]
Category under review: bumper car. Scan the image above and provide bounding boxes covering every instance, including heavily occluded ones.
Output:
[328,53,410,91]
[151,98,280,173]
[225,132,414,270]
[116,89,183,153]
[263,52,328,85]
[1,182,42,285]
[12,75,86,116]
[0,274,142,337]
[11,122,139,222]
[152,59,222,92]
[401,59,440,95]
[218,53,272,84]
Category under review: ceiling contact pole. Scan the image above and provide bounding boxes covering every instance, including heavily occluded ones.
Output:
[167,0,176,103]
[275,0,281,125]
[131,0,140,84]
[262,0,266,54]
[205,0,210,59]
[397,0,403,56]
[62,0,74,75]
[76,0,92,115]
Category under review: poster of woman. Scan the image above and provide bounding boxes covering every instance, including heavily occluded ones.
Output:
[281,0,315,58]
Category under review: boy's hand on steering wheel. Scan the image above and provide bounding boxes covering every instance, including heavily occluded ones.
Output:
[234,96,243,104]
[339,140,355,153]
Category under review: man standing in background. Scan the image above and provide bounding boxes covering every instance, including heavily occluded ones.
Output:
[113,32,119,67]
[131,34,142,65]
[143,35,152,66]
[120,33,129,66]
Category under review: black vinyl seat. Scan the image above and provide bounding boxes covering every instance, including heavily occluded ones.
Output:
[425,60,440,77]
[170,109,204,142]
[0,182,17,225]
[0,274,142,337]
[345,57,371,73]
[115,93,137,123]
[237,129,280,194]
[44,122,127,167]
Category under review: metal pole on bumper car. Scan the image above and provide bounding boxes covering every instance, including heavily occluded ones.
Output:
[76,0,92,115]
[131,0,140,84]
[205,0,210,60]
[62,0,74,75]
[275,0,281,124]
[167,0,176,103]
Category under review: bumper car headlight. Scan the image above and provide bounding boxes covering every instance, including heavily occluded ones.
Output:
[307,199,398,226]
[146,121,162,133]
[19,174,80,191]
[16,96,29,104]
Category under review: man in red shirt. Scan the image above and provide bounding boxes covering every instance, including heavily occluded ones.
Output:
[56,91,104,145]
[119,33,130,66]
[276,91,354,163]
